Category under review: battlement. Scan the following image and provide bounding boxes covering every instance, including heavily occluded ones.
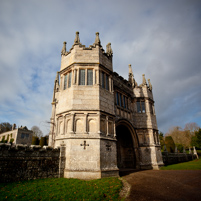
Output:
[60,32,113,71]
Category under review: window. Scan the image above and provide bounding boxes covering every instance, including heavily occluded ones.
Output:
[106,74,109,90]
[119,94,122,107]
[68,71,72,88]
[79,69,85,85]
[141,102,145,113]
[137,100,146,113]
[21,133,29,139]
[116,92,119,105]
[137,101,141,113]
[87,69,93,85]
[123,96,126,108]
[64,74,67,90]
[101,72,105,88]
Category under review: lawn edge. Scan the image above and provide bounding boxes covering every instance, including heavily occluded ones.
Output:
[118,177,131,200]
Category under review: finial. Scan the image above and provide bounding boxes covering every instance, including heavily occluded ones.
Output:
[106,43,113,56]
[128,64,133,74]
[61,41,67,55]
[142,74,147,85]
[55,71,59,82]
[94,32,101,46]
[148,79,152,91]
[74,31,80,44]
[54,71,60,92]
[128,64,138,88]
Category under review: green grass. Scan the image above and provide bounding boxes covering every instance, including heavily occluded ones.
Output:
[160,158,201,170]
[0,177,122,201]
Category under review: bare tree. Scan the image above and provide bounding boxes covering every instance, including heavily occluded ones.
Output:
[0,122,12,134]
[166,124,198,148]
[31,126,43,138]
[184,122,199,134]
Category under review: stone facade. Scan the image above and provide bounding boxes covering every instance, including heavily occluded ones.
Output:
[0,125,33,146]
[49,32,164,179]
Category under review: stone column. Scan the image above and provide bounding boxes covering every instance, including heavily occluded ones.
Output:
[106,116,109,136]
[76,69,79,85]
[113,121,116,137]
[84,113,88,134]
[70,113,75,134]
[59,142,66,178]
[97,112,101,134]
[93,69,96,85]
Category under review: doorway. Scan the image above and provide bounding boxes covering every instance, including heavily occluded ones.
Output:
[116,124,136,169]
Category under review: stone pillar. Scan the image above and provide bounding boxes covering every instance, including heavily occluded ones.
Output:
[106,116,109,136]
[59,142,66,178]
[70,113,75,134]
[84,113,88,134]
[113,121,116,137]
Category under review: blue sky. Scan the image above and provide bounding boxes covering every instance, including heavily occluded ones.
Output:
[0,0,201,135]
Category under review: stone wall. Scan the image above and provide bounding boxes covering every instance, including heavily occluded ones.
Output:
[0,143,65,183]
[162,152,197,166]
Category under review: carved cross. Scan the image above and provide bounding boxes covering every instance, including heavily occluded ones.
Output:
[80,141,89,150]
[106,144,111,151]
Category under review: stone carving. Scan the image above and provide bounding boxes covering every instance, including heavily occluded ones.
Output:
[106,43,113,56]
[128,64,138,88]
[61,41,67,55]
[148,79,152,91]
[80,141,89,149]
[94,32,101,46]
[189,147,192,154]
[106,143,111,151]
[142,74,147,86]
[74,31,80,44]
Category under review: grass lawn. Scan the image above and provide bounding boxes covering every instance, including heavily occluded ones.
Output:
[160,158,201,170]
[0,177,122,201]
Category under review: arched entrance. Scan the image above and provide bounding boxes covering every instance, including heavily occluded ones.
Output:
[116,120,138,169]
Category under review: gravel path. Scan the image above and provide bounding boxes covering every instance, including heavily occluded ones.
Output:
[122,170,201,201]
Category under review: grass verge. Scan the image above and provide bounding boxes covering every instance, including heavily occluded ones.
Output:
[0,177,122,201]
[160,158,201,170]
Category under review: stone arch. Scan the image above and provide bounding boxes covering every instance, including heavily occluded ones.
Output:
[116,119,140,169]
[75,119,84,133]
[88,119,96,133]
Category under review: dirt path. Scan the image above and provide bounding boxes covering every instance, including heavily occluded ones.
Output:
[122,170,201,201]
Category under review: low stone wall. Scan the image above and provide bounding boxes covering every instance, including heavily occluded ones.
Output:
[0,143,65,183]
[162,152,197,166]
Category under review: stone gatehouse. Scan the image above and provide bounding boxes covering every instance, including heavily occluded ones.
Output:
[48,32,164,179]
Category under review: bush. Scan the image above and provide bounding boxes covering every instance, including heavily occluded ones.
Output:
[176,143,183,153]
[39,137,46,147]
[32,136,39,145]
[165,136,175,153]
[9,138,14,144]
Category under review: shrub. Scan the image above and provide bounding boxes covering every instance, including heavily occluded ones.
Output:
[32,136,39,145]
[39,137,46,147]
[165,136,175,153]
[176,143,183,153]
[10,138,14,144]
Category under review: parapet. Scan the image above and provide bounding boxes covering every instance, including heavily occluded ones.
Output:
[0,143,59,152]
[60,32,113,72]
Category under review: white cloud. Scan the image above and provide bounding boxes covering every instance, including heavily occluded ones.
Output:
[0,0,201,134]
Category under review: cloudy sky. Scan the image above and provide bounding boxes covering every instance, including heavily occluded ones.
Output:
[0,0,201,135]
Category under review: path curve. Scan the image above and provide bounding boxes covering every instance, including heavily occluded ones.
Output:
[122,170,201,201]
